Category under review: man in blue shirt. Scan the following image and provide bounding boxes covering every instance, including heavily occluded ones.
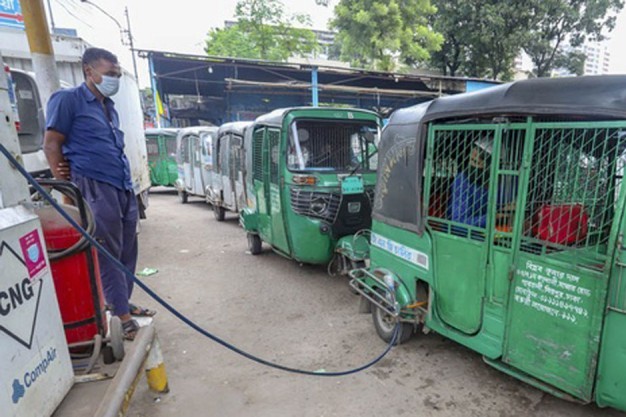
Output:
[450,138,516,230]
[43,48,152,340]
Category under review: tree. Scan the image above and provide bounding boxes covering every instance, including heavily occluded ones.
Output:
[430,0,532,80]
[429,0,472,77]
[330,0,443,71]
[204,0,318,61]
[524,0,624,77]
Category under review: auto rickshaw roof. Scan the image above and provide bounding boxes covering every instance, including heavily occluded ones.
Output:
[390,75,626,126]
[177,126,219,140]
[145,128,179,137]
[254,106,380,127]
[217,121,253,137]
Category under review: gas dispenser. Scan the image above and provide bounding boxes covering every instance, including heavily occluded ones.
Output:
[0,52,73,417]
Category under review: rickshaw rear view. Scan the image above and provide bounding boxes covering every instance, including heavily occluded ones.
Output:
[207,121,251,221]
[145,128,179,187]
[175,126,218,204]
[350,75,626,411]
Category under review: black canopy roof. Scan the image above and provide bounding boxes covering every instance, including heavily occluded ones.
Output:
[390,75,626,127]
[139,50,499,124]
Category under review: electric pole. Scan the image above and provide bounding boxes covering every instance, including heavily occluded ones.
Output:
[80,1,140,84]
[21,0,60,108]
[124,6,139,85]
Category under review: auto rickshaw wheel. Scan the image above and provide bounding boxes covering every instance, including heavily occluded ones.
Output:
[178,190,188,204]
[372,301,413,344]
[214,206,226,221]
[247,233,262,255]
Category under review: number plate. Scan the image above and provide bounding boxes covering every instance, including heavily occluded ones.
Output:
[341,176,364,195]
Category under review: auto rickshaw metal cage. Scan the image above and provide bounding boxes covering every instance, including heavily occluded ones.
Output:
[426,120,626,270]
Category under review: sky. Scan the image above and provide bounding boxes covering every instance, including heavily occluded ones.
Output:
[46,0,626,87]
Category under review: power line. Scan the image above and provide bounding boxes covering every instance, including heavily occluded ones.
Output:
[53,0,93,29]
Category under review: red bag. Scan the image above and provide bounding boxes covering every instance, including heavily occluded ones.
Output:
[534,204,588,245]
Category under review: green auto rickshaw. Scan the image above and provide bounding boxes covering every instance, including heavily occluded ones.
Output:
[350,75,626,411]
[240,107,381,269]
[145,128,179,187]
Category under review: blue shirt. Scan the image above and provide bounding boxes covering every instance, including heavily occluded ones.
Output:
[46,83,132,191]
[449,172,517,228]
[450,172,490,228]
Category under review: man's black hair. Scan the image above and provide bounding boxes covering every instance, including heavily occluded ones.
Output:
[82,47,118,76]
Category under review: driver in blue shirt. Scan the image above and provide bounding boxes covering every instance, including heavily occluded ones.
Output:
[450,138,516,229]
[43,47,154,340]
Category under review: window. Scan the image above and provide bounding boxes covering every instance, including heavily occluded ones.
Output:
[521,124,626,269]
[428,128,496,237]
[253,128,264,181]
[288,120,378,171]
[146,137,159,156]
[269,129,280,184]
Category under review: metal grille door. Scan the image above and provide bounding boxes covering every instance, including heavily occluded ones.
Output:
[504,121,626,400]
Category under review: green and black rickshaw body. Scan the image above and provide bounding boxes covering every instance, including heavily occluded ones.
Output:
[351,75,626,411]
[145,128,179,187]
[241,107,381,265]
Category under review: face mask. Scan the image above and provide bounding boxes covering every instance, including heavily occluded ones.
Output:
[94,74,120,97]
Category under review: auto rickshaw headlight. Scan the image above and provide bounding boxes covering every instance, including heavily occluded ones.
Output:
[293,175,317,185]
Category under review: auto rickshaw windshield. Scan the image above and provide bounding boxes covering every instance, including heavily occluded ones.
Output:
[288,119,379,172]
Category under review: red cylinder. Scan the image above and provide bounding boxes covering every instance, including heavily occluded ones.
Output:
[37,205,107,346]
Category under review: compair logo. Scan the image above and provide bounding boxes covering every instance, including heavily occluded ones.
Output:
[0,241,43,349]
[11,348,58,404]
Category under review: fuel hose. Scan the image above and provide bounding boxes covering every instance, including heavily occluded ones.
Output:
[0,143,399,377]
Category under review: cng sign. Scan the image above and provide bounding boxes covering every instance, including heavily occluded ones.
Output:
[0,240,43,349]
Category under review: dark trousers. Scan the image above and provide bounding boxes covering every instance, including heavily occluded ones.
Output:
[73,173,138,316]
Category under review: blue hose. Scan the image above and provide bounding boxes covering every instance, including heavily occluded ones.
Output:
[0,143,399,376]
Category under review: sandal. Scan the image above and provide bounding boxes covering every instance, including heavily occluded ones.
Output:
[122,319,140,341]
[129,303,157,317]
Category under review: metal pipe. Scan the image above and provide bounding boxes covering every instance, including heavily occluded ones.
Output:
[94,325,156,417]
[311,66,319,107]
[291,122,305,170]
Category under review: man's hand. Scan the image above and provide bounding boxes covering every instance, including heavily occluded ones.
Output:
[56,161,71,180]
[43,129,69,181]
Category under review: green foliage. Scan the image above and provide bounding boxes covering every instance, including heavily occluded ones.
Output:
[524,0,624,77]
[330,0,443,71]
[430,0,532,80]
[430,0,624,79]
[205,0,318,61]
